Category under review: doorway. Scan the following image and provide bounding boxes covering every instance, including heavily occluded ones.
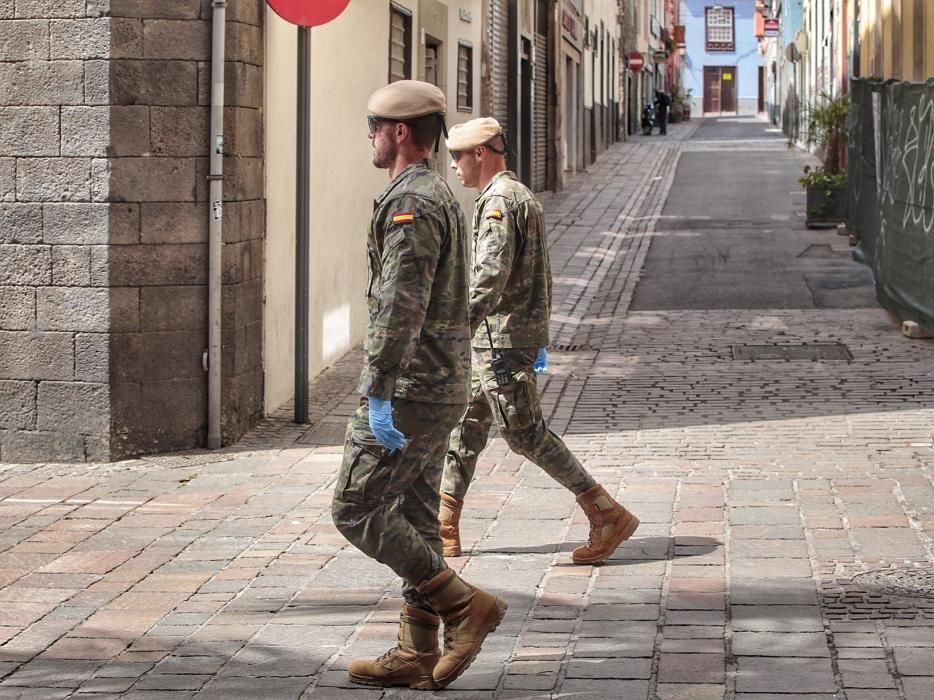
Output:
[703,66,737,113]
[758,65,765,112]
[564,55,577,171]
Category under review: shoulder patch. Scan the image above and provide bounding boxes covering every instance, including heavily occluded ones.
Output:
[391,211,415,224]
[486,208,503,221]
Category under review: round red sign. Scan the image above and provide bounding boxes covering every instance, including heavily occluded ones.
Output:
[627,51,645,71]
[266,0,351,27]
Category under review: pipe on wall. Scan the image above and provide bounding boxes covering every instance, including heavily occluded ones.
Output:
[207,0,226,449]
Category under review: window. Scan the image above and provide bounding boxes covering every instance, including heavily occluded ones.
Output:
[705,6,735,52]
[457,42,473,111]
[389,4,412,82]
[425,42,439,86]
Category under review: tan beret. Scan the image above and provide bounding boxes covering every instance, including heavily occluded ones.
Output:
[367,80,446,119]
[445,117,503,150]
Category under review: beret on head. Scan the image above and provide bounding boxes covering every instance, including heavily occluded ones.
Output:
[445,117,504,150]
[367,80,446,119]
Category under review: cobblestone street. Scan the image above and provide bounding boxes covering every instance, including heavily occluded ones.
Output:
[1,117,933,699]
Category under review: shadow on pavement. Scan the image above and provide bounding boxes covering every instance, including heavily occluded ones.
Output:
[477,536,721,563]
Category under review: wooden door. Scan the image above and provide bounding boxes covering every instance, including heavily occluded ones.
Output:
[720,68,737,112]
[703,66,721,113]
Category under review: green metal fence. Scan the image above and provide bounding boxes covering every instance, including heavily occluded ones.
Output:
[848,78,934,334]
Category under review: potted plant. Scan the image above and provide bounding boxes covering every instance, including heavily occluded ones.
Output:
[800,93,849,228]
[681,87,693,121]
[670,100,683,123]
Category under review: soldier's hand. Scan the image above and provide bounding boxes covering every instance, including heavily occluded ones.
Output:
[367,396,408,451]
[533,347,548,374]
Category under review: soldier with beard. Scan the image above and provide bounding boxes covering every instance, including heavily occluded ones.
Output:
[331,82,507,690]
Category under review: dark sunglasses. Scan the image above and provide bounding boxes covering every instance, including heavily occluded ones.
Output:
[367,115,384,134]
[367,115,402,134]
[449,150,467,161]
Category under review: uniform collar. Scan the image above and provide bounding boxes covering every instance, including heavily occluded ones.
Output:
[376,159,432,205]
[479,170,517,199]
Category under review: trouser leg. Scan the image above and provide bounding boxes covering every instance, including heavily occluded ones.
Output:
[441,366,493,501]
[331,398,465,609]
[480,347,597,496]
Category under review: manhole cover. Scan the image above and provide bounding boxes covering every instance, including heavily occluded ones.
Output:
[851,568,934,599]
[731,343,852,361]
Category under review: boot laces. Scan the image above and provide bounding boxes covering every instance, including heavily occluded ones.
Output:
[441,609,467,651]
[375,631,405,665]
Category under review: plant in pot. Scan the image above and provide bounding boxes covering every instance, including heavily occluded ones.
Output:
[681,87,693,121]
[799,93,849,228]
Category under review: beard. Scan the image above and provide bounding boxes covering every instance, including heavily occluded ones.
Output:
[371,137,397,169]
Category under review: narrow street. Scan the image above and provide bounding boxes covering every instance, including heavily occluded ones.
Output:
[1,117,933,699]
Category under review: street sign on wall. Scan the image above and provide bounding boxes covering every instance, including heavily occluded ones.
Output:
[627,51,645,71]
[266,0,350,27]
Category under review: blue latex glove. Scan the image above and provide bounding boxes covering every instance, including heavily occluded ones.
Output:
[533,347,548,374]
[367,396,407,451]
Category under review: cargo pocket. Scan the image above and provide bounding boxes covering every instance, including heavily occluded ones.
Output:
[490,376,539,432]
[336,437,391,505]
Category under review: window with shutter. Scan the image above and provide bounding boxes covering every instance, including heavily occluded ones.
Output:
[705,6,735,52]
[457,42,473,111]
[389,4,412,82]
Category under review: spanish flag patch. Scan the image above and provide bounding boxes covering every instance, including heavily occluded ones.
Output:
[392,211,415,224]
[487,208,503,220]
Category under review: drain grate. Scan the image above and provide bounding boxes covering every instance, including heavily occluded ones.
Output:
[851,568,934,600]
[551,343,598,352]
[731,343,852,361]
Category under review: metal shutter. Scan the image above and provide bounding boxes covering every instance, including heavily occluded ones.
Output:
[532,30,549,192]
[489,0,509,134]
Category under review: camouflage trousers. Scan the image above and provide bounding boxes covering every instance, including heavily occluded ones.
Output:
[441,347,597,501]
[331,397,465,610]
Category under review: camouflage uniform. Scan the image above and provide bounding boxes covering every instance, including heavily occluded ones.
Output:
[332,159,470,608]
[441,170,597,501]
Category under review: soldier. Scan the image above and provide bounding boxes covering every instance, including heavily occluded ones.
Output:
[439,117,640,565]
[330,82,506,690]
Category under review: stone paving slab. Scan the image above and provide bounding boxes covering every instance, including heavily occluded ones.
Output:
[0,118,933,697]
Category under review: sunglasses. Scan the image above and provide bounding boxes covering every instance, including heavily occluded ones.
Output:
[367,115,387,134]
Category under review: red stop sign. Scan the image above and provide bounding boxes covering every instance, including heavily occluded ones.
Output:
[267,0,350,27]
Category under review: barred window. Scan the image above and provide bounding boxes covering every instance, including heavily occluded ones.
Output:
[457,42,473,111]
[705,6,735,52]
[389,4,412,82]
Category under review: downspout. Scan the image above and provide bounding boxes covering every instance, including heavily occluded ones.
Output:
[207,0,226,449]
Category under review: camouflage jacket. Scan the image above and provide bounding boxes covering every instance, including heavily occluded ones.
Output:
[356,159,472,404]
[469,170,551,349]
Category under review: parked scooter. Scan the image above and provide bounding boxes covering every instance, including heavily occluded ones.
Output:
[641,101,656,135]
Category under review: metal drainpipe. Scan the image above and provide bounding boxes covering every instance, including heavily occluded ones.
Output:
[207,0,226,449]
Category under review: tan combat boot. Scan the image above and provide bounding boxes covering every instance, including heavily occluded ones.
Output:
[347,605,441,689]
[572,484,640,564]
[439,493,464,557]
[417,568,507,688]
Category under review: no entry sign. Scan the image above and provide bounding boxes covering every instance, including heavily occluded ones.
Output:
[627,51,645,72]
[266,0,350,27]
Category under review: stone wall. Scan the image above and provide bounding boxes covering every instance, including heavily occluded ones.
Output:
[0,0,265,461]
[0,0,114,461]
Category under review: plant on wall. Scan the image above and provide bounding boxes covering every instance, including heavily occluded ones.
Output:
[798,93,849,187]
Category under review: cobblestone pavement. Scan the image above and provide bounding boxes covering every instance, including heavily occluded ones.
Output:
[1,118,934,699]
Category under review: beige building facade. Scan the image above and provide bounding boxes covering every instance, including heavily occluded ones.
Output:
[263,1,485,414]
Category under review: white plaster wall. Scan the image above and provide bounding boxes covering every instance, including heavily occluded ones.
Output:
[264,4,403,413]
[264,1,484,414]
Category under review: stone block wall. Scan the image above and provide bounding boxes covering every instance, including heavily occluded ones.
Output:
[0,0,265,461]
[0,0,114,461]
